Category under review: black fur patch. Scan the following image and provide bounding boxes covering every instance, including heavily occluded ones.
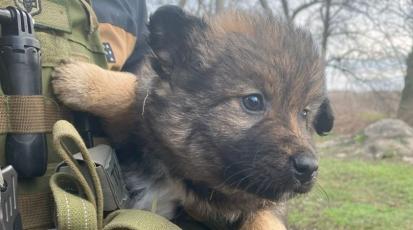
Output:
[148,5,207,78]
[313,98,334,135]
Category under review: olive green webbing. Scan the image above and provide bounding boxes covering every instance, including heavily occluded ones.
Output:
[17,192,54,229]
[51,120,181,230]
[0,0,140,228]
[103,210,180,230]
[52,120,103,229]
[50,173,98,230]
[79,0,99,35]
[0,0,107,227]
[0,95,62,134]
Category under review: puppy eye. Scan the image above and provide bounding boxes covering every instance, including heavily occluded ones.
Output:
[300,108,310,119]
[242,94,265,112]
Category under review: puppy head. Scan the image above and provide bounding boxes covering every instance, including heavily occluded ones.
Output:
[145,6,334,201]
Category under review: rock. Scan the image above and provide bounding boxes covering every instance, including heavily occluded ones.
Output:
[364,139,411,159]
[362,119,413,159]
[364,119,413,139]
[336,153,347,158]
[317,135,354,149]
[316,119,413,162]
[402,156,413,164]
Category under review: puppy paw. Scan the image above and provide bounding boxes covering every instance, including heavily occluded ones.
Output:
[52,59,101,111]
[240,210,286,230]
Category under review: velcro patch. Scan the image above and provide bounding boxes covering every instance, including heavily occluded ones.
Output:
[14,0,42,16]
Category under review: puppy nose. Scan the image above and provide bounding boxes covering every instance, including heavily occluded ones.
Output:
[291,153,318,183]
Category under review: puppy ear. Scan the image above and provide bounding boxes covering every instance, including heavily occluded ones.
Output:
[148,5,206,79]
[313,98,334,136]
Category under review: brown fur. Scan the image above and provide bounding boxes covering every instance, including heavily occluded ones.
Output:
[52,59,138,142]
[209,12,257,37]
[52,6,334,229]
[240,211,286,230]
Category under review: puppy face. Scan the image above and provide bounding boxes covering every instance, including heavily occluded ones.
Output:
[144,6,334,201]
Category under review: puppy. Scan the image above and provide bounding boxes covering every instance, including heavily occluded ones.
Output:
[52,6,334,229]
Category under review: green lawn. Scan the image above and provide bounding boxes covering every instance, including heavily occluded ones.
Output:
[288,157,413,230]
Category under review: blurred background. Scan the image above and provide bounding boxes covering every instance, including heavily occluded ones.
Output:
[148,1,413,229]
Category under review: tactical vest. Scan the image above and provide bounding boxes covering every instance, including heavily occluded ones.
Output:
[0,0,106,228]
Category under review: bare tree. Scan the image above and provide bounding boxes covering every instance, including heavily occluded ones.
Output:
[320,0,332,58]
[179,0,187,7]
[259,0,273,17]
[215,0,225,13]
[396,1,413,125]
[399,48,413,125]
[275,0,321,22]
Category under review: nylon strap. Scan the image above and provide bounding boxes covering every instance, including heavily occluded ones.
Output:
[52,120,103,229]
[79,0,99,35]
[51,120,181,230]
[17,192,54,229]
[104,210,180,230]
[0,95,61,134]
[50,173,98,230]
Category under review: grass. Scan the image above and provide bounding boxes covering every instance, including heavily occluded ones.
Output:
[288,157,413,230]
[359,111,387,123]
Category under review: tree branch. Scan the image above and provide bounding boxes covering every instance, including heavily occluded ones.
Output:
[321,0,332,58]
[280,0,290,20]
[215,0,224,13]
[179,0,187,8]
[291,0,321,21]
[259,0,274,17]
